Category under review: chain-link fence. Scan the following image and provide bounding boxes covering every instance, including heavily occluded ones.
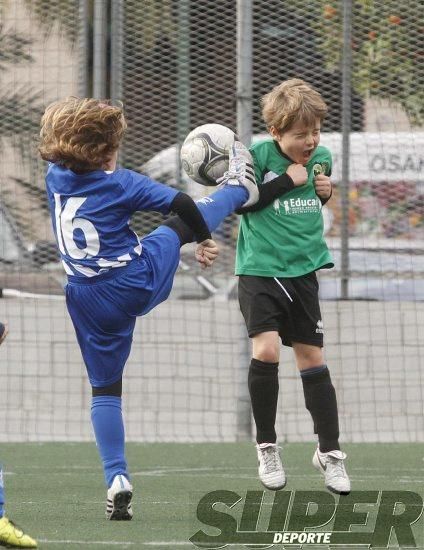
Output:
[0,0,423,443]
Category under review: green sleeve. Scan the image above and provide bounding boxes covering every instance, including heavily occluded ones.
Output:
[321,150,333,205]
[250,147,264,185]
[326,150,333,177]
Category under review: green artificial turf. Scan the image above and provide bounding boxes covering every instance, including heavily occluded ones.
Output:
[0,443,422,549]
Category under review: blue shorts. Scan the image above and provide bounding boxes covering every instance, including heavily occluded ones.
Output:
[66,226,181,387]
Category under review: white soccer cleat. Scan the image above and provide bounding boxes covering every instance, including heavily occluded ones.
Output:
[217,141,259,208]
[312,447,351,495]
[256,443,286,491]
[106,474,133,520]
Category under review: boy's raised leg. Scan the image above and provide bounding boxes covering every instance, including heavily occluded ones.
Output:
[164,142,258,245]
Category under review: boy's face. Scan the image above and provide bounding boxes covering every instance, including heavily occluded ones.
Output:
[270,119,321,165]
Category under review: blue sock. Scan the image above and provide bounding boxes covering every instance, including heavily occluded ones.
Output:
[0,465,5,518]
[195,186,248,233]
[91,396,129,488]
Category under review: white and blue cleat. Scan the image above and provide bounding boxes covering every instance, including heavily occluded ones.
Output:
[106,475,133,520]
[217,141,259,208]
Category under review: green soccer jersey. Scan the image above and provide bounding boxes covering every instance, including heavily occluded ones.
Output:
[235,139,334,278]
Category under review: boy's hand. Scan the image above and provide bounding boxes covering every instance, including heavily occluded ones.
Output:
[195,238,219,269]
[314,174,332,199]
[286,163,308,186]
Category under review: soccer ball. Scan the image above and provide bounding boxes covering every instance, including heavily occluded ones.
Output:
[180,123,235,186]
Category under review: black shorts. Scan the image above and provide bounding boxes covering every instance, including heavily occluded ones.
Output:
[238,273,324,348]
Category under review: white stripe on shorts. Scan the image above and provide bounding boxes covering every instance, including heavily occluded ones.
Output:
[273,277,293,302]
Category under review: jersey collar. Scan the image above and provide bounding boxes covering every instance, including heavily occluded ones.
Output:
[273,140,320,167]
[273,140,295,163]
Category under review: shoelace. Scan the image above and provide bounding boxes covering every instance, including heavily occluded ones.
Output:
[216,170,241,185]
[217,161,254,184]
[261,446,281,473]
[228,157,243,172]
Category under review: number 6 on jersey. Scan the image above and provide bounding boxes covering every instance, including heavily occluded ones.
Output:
[54,194,100,259]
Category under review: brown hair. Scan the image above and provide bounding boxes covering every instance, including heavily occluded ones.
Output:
[39,97,127,172]
[261,78,328,133]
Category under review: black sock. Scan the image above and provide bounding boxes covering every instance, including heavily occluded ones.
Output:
[248,358,279,444]
[301,365,340,453]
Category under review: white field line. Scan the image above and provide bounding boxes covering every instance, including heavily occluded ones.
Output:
[22,500,177,505]
[143,545,259,548]
[140,543,193,547]
[9,463,424,473]
[38,541,194,547]
[5,465,423,484]
[38,540,135,546]
[5,465,424,486]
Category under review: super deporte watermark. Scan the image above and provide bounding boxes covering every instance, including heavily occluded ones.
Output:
[189,490,423,548]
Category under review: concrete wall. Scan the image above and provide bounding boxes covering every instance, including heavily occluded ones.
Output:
[0,297,422,443]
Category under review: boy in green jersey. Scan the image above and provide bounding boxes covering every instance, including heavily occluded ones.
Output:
[236,79,351,495]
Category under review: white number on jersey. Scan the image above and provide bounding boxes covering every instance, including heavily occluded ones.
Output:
[54,194,100,259]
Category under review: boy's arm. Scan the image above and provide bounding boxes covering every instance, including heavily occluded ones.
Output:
[235,173,295,214]
[237,148,333,213]
[170,192,212,243]
[170,193,218,269]
[122,170,212,243]
[314,156,333,205]
[317,185,332,205]
[314,175,332,205]
[236,162,308,214]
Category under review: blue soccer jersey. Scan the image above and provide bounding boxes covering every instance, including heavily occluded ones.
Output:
[45,164,179,278]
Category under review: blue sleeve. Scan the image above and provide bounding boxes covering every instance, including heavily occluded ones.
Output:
[119,169,179,214]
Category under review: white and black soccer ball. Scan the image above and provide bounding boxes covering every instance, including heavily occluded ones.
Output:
[180,123,235,186]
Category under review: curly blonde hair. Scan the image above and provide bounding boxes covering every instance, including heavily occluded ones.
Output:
[261,78,328,133]
[39,97,127,172]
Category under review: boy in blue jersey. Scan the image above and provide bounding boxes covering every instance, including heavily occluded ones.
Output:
[0,323,38,548]
[39,98,311,520]
[38,97,273,521]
